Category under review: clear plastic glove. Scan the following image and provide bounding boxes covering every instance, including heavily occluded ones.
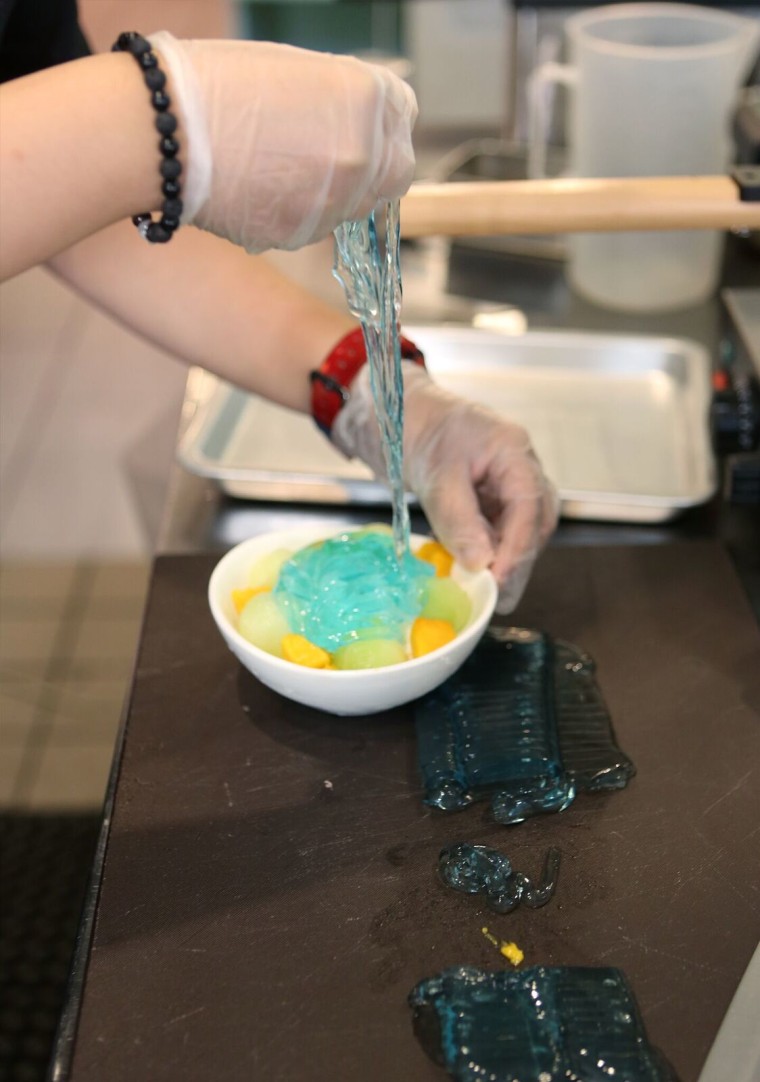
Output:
[333,363,559,613]
[149,32,417,252]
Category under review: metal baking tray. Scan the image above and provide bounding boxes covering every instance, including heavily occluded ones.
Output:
[177,326,716,524]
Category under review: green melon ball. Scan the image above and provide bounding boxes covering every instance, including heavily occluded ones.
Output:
[421,577,472,633]
[352,522,393,537]
[247,548,294,591]
[350,623,404,643]
[238,592,291,657]
[333,639,407,670]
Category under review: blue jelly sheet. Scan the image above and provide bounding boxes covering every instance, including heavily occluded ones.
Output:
[415,628,634,824]
[409,965,676,1082]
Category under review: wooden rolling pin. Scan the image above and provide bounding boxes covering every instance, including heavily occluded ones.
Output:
[400,174,760,237]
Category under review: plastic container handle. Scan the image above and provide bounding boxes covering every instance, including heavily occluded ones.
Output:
[527,61,577,181]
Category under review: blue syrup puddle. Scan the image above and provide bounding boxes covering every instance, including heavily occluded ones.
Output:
[273,529,432,651]
[439,843,561,914]
[334,201,409,559]
[409,966,676,1081]
[415,628,635,825]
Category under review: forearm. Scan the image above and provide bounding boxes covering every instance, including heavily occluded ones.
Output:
[48,221,355,412]
[0,52,164,280]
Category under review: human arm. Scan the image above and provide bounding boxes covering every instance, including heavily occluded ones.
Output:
[47,221,354,412]
[0,51,163,280]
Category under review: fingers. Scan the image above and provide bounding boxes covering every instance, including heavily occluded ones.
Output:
[489,454,546,582]
[480,452,559,612]
[539,478,561,545]
[421,456,553,617]
[373,65,418,200]
[404,388,557,612]
[320,62,417,227]
[418,463,495,574]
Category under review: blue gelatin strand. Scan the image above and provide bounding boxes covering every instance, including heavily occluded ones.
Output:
[334,203,410,559]
[274,204,440,655]
[409,966,676,1082]
[439,843,513,896]
[274,531,433,651]
[438,843,560,914]
[521,846,562,908]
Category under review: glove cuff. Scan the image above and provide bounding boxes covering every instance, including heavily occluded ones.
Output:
[309,327,424,436]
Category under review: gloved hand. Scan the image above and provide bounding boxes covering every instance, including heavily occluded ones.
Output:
[333,363,559,613]
[148,32,417,252]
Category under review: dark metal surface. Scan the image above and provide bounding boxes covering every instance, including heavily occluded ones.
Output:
[62,542,760,1082]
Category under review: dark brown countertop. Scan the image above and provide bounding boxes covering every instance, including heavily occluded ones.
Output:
[58,540,760,1082]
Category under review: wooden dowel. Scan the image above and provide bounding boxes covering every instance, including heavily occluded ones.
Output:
[400,176,760,237]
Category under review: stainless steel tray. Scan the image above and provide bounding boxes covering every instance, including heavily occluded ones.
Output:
[177,326,716,524]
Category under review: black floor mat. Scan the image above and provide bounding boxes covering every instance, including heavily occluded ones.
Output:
[0,814,101,1082]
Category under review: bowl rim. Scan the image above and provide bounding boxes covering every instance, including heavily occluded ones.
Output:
[208,525,498,679]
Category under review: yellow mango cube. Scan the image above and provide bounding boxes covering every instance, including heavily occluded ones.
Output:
[416,540,454,578]
[231,586,267,614]
[411,617,456,658]
[281,634,332,669]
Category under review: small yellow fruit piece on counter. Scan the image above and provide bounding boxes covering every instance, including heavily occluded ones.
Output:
[281,634,332,669]
[411,617,456,658]
[416,540,454,577]
[499,941,524,967]
[231,586,267,613]
[481,928,524,967]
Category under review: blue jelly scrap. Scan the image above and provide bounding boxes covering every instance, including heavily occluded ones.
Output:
[438,843,561,913]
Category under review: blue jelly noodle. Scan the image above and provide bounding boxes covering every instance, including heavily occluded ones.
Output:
[333,202,409,560]
[274,530,434,652]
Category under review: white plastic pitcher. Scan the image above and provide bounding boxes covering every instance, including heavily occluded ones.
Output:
[529,3,760,312]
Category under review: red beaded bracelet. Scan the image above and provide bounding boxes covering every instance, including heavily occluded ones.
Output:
[310,328,425,436]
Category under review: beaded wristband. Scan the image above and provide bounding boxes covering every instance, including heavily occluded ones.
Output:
[310,328,425,436]
[112,31,183,244]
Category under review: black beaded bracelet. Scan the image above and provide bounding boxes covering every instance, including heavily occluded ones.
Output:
[112,31,183,244]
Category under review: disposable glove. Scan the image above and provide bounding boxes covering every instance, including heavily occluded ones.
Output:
[333,363,559,613]
[149,33,417,252]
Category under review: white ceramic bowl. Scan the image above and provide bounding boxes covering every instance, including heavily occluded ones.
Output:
[208,524,497,716]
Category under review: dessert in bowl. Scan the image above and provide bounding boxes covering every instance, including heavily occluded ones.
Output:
[208,523,497,716]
